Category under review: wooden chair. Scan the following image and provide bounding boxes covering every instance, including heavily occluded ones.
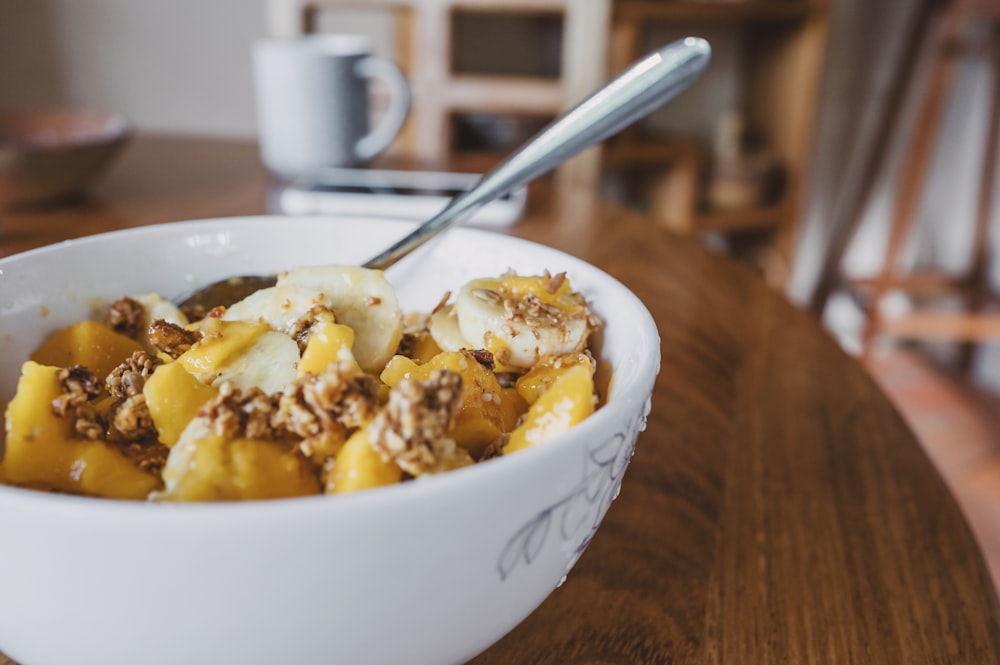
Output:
[265,0,610,189]
[809,0,1000,370]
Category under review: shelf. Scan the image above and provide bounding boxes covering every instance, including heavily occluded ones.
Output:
[603,0,830,287]
[695,202,786,233]
[604,136,701,167]
[447,0,569,13]
[442,75,564,113]
[614,0,818,22]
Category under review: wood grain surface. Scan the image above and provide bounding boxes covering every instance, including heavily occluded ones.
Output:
[1,137,998,664]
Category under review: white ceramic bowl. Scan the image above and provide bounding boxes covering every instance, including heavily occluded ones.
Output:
[0,216,659,665]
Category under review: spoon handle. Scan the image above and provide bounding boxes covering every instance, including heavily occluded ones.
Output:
[362,37,711,271]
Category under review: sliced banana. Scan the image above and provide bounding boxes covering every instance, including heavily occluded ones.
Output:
[223,285,326,333]
[429,274,594,369]
[211,330,299,394]
[179,318,300,395]
[426,306,467,353]
[223,265,403,373]
[134,292,188,327]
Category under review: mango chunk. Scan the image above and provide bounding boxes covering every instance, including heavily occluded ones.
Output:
[3,362,76,483]
[379,355,421,387]
[503,363,595,455]
[326,427,402,494]
[407,330,443,364]
[157,427,320,501]
[74,443,162,499]
[298,311,361,377]
[499,387,528,431]
[516,352,595,405]
[31,321,144,379]
[2,361,160,500]
[143,361,219,447]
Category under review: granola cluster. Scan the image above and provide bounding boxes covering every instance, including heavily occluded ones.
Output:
[369,369,463,476]
[105,296,145,338]
[148,319,201,359]
[51,351,169,473]
[107,351,162,442]
[190,359,383,461]
[52,366,105,440]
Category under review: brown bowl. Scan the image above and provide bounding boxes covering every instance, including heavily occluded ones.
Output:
[0,109,131,209]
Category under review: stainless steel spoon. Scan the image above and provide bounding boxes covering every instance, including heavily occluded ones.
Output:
[178,37,711,313]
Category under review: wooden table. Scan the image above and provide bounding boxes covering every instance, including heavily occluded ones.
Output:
[3,136,999,664]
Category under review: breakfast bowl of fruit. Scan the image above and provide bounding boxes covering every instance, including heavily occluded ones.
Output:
[0,215,659,665]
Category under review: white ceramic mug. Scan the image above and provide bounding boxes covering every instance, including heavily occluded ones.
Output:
[253,34,411,178]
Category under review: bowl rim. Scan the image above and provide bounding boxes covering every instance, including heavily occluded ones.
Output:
[0,215,660,518]
[0,108,131,152]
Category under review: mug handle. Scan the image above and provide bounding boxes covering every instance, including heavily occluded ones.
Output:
[354,57,412,162]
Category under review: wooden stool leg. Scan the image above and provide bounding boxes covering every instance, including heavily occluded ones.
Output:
[808,0,941,318]
[861,1,969,360]
[956,24,1000,371]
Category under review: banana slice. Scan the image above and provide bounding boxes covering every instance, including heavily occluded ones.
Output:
[213,330,299,394]
[426,305,467,353]
[223,265,403,373]
[179,318,300,395]
[133,292,188,327]
[223,285,325,333]
[429,273,595,369]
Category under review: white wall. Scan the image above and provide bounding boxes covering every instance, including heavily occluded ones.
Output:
[0,0,266,136]
[0,0,395,137]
